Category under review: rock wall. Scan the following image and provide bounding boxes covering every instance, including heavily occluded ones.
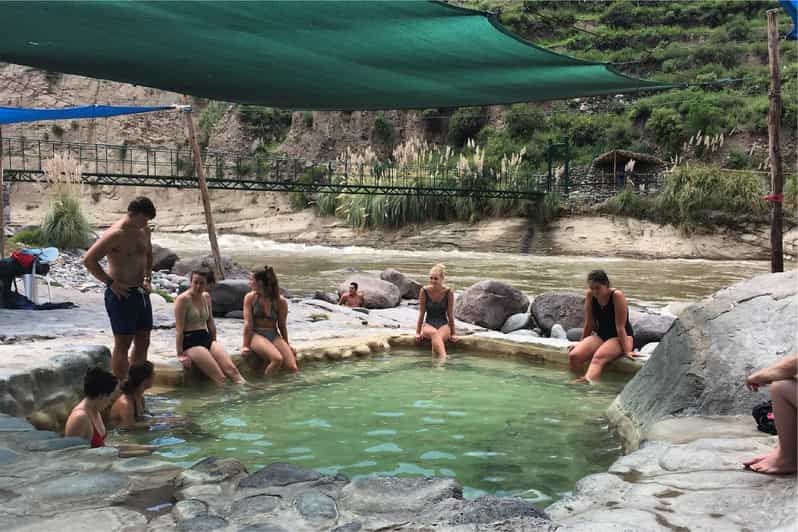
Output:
[608,270,798,449]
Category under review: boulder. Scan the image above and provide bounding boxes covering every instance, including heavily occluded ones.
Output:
[337,275,400,309]
[172,255,249,279]
[313,291,339,305]
[629,310,677,348]
[609,271,798,449]
[151,243,179,272]
[531,292,584,334]
[380,269,423,300]
[209,280,250,317]
[454,280,530,331]
[500,312,531,334]
[566,327,583,341]
[550,324,567,339]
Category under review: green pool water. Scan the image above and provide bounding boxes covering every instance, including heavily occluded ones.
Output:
[117,351,626,505]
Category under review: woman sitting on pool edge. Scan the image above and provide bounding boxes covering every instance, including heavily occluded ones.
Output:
[568,269,634,384]
[242,266,299,376]
[416,263,458,360]
[174,270,246,385]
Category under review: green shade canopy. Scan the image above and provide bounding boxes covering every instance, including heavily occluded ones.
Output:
[0,1,669,110]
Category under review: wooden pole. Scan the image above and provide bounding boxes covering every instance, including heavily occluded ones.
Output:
[182,103,225,280]
[0,126,5,258]
[767,9,784,273]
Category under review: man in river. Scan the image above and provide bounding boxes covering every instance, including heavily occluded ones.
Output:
[339,282,365,308]
[84,196,156,379]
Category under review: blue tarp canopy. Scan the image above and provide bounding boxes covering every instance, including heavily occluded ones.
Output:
[781,0,798,40]
[0,104,174,125]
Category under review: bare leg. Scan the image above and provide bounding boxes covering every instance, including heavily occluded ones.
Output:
[568,335,603,376]
[583,337,633,383]
[210,341,246,384]
[251,334,283,376]
[422,324,448,360]
[751,379,797,474]
[112,335,135,380]
[131,330,151,366]
[272,338,299,373]
[184,346,227,385]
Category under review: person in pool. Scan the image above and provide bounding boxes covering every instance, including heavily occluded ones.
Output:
[415,263,458,360]
[65,367,118,448]
[339,282,365,307]
[110,361,154,428]
[743,353,797,475]
[242,266,299,376]
[174,270,246,385]
[568,269,635,384]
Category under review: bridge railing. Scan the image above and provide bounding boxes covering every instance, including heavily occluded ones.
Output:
[1,136,548,196]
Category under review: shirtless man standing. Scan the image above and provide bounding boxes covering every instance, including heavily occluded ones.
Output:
[84,197,156,379]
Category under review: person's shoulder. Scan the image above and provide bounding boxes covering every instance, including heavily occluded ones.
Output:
[243,291,255,301]
[612,289,626,299]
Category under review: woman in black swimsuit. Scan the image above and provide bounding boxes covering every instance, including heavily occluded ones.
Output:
[415,263,458,360]
[568,269,635,384]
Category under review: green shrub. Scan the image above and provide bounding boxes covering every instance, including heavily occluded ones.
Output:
[656,166,768,228]
[238,106,292,142]
[198,101,225,145]
[373,114,396,145]
[447,107,487,147]
[41,192,91,249]
[725,149,753,170]
[302,111,314,128]
[601,187,657,219]
[505,104,543,138]
[645,107,684,153]
[9,227,46,246]
[153,289,174,303]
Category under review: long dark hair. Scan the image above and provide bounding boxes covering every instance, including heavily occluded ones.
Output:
[121,361,154,395]
[253,265,280,301]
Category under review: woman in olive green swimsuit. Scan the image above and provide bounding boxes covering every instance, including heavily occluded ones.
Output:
[242,266,299,376]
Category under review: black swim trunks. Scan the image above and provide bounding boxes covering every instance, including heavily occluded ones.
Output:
[104,286,153,335]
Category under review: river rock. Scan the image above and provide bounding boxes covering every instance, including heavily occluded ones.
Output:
[313,291,339,305]
[337,275,400,309]
[238,463,321,489]
[295,490,338,520]
[566,327,582,341]
[454,280,530,330]
[609,270,798,448]
[209,280,250,317]
[550,323,567,339]
[172,255,249,279]
[500,312,531,334]
[151,243,179,272]
[530,292,584,334]
[380,269,423,300]
[629,309,677,348]
[340,476,462,514]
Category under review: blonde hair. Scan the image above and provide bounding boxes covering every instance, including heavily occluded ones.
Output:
[430,263,446,279]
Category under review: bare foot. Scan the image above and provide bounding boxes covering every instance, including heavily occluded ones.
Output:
[570,377,592,385]
[750,448,797,475]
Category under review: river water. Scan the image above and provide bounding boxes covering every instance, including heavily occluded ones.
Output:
[156,232,772,307]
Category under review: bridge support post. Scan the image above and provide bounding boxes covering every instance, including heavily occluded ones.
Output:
[182,103,225,280]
